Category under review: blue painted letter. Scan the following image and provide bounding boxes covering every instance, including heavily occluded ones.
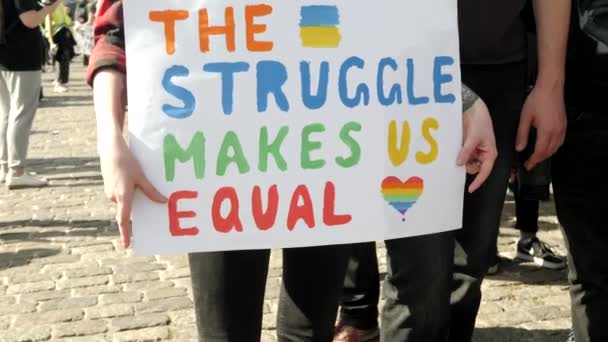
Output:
[406,58,430,105]
[433,56,456,104]
[300,61,329,110]
[339,56,369,108]
[162,65,196,119]
[203,62,250,115]
[257,61,290,113]
[377,57,402,106]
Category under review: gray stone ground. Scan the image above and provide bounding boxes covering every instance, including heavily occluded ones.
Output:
[0,63,571,341]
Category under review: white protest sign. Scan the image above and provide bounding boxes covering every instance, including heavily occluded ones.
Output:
[123,0,465,255]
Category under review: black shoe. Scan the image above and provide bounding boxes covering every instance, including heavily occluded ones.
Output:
[516,237,566,270]
[565,329,575,342]
[487,255,501,275]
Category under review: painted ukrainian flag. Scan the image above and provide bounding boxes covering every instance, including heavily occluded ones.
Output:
[299,5,342,48]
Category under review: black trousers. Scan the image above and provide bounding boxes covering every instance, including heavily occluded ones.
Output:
[52,28,74,85]
[188,244,351,342]
[337,62,526,342]
[553,110,608,342]
[511,176,540,234]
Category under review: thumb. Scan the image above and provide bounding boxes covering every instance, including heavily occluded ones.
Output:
[457,139,476,166]
[137,175,168,204]
[515,112,532,152]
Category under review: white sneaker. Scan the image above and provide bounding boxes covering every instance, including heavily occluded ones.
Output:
[6,173,48,189]
[54,84,68,93]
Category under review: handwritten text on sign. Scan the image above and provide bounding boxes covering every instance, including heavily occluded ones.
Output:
[123,0,465,255]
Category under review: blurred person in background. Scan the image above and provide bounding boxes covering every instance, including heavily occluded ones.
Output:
[45,0,76,93]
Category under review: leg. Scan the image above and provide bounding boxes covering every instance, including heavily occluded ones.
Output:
[0,71,10,174]
[450,63,525,342]
[5,71,41,172]
[188,250,270,342]
[380,232,454,342]
[278,244,351,342]
[513,176,540,237]
[553,111,608,342]
[337,242,380,331]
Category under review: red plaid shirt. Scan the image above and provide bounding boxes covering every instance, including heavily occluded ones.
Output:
[86,0,125,85]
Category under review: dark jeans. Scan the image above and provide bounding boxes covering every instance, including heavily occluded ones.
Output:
[336,63,526,342]
[338,233,454,342]
[52,28,74,85]
[552,110,608,342]
[188,244,351,342]
[511,176,540,234]
[451,62,525,342]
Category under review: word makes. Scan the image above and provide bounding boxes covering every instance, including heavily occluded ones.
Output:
[168,181,351,236]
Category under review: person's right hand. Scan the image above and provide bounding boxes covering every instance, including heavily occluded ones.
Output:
[100,138,167,248]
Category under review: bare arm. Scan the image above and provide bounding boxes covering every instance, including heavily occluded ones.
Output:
[18,1,60,29]
[516,0,571,170]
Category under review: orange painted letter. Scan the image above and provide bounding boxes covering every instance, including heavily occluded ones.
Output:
[287,185,315,230]
[245,4,273,52]
[199,7,236,53]
[149,10,189,55]
[168,191,199,236]
[252,185,279,230]
[323,182,352,226]
[212,187,243,233]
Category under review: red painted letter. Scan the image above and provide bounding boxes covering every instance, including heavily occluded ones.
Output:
[212,187,243,233]
[323,182,352,226]
[168,191,199,236]
[287,185,315,230]
[245,4,273,52]
[252,185,279,230]
[149,10,189,55]
[199,7,236,52]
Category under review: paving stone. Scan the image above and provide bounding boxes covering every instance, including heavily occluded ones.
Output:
[39,297,98,312]
[0,302,37,315]
[27,289,71,301]
[32,255,82,266]
[70,244,115,255]
[7,281,55,294]
[59,334,107,342]
[72,285,122,296]
[0,296,16,305]
[135,297,193,314]
[0,319,10,330]
[145,287,187,301]
[113,263,166,274]
[168,310,196,327]
[10,273,55,284]
[124,281,174,292]
[100,256,157,266]
[101,292,144,305]
[0,326,52,342]
[53,320,108,338]
[86,304,134,320]
[15,309,84,325]
[159,268,190,281]
[57,276,109,289]
[64,267,113,279]
[112,326,170,342]
[113,272,160,284]
[111,313,170,332]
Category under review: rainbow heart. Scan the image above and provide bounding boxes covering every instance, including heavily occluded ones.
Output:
[381,176,424,217]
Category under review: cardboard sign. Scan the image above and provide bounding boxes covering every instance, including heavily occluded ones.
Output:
[123,0,465,255]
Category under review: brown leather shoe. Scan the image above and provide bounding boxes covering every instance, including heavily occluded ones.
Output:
[333,324,379,342]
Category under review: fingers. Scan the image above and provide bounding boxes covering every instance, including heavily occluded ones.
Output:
[468,154,495,193]
[457,140,475,166]
[524,130,551,170]
[137,174,168,204]
[115,186,134,249]
[515,112,532,152]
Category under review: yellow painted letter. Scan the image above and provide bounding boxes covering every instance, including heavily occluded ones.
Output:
[416,117,439,164]
[388,120,411,166]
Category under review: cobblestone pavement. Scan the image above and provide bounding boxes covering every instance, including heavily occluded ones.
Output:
[0,63,570,342]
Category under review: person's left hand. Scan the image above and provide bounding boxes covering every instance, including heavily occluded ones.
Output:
[458,97,497,193]
[515,85,566,170]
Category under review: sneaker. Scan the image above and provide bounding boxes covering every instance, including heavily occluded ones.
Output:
[333,324,379,342]
[54,84,68,93]
[566,329,575,342]
[487,256,501,275]
[516,237,566,270]
[6,173,48,189]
